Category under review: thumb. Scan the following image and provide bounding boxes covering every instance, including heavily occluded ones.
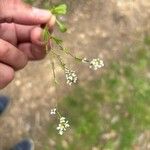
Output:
[0,0,52,25]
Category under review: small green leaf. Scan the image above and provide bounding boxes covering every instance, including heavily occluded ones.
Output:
[42,26,51,53]
[51,36,63,45]
[54,79,59,85]
[50,4,67,15]
[56,20,67,33]
[75,57,82,62]
[63,48,70,53]
[42,26,50,42]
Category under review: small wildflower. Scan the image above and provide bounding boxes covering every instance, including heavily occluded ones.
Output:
[82,57,88,63]
[56,123,65,131]
[65,67,78,85]
[60,117,66,123]
[59,130,64,135]
[50,108,57,115]
[56,116,70,135]
[64,120,70,128]
[89,58,104,70]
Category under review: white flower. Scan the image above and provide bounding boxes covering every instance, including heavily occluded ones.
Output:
[65,67,78,85]
[50,108,56,115]
[56,123,65,131]
[59,130,64,135]
[56,116,70,135]
[64,121,70,128]
[60,117,66,123]
[82,57,88,63]
[89,58,104,70]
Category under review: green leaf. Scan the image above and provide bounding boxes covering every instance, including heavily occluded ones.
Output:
[42,26,50,42]
[63,48,70,53]
[51,36,63,45]
[56,20,67,33]
[50,4,67,15]
[75,57,82,62]
[54,79,59,85]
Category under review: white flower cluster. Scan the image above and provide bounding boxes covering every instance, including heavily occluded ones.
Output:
[50,108,70,135]
[56,117,70,135]
[65,67,78,85]
[89,58,104,70]
[50,108,56,115]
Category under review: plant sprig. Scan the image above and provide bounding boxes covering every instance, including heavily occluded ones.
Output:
[42,3,104,86]
[50,4,67,15]
[43,4,104,135]
[51,4,67,33]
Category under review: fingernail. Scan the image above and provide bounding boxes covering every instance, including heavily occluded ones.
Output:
[32,7,51,20]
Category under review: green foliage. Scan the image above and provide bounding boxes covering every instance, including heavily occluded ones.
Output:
[50,4,67,15]
[51,36,63,45]
[42,26,50,42]
[50,4,68,33]
[144,35,150,45]
[56,20,67,33]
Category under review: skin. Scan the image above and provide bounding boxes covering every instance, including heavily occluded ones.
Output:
[0,0,55,89]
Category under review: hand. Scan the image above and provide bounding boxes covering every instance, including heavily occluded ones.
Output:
[0,0,55,89]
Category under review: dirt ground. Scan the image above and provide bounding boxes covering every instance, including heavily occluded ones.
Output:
[0,0,150,149]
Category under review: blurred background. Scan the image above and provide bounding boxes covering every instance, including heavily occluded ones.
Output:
[0,0,150,149]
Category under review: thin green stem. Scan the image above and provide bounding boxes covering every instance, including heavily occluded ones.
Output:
[56,111,62,119]
[50,59,58,85]
[57,43,85,62]
[56,19,60,26]
[51,50,66,69]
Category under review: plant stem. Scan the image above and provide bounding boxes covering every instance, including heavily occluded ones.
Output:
[51,50,66,69]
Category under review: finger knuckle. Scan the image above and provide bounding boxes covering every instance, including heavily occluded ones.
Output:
[0,67,14,89]
[0,40,10,59]
[5,68,14,83]
[19,55,28,70]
